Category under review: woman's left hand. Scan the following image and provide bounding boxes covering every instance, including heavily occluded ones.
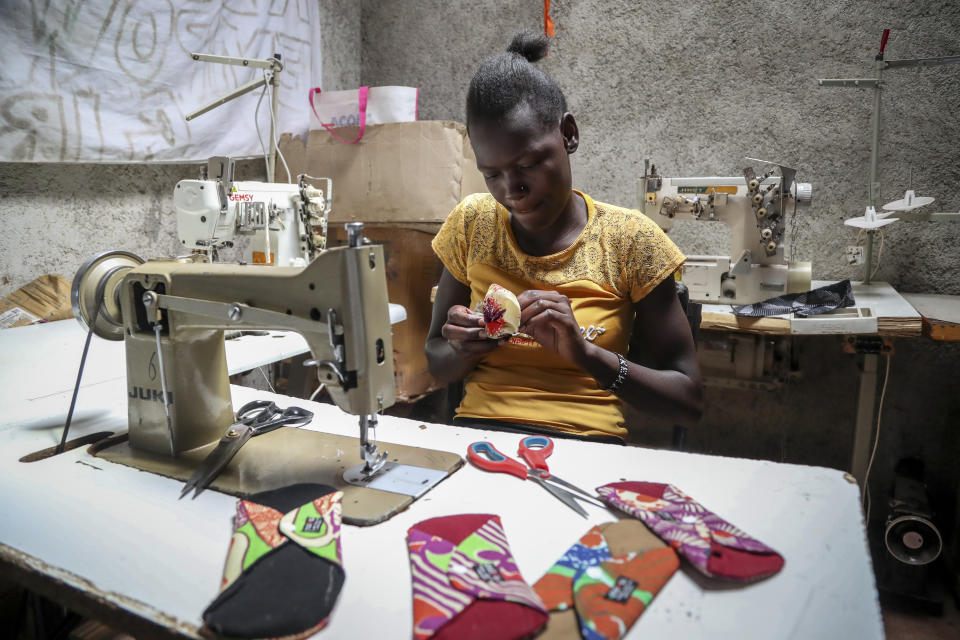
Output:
[517,290,587,364]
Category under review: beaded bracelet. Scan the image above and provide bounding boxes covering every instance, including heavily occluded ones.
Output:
[605,352,629,394]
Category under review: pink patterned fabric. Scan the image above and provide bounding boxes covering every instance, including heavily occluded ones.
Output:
[407,514,547,639]
[596,481,784,581]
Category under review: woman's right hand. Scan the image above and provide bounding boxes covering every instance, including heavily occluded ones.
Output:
[427,269,505,383]
[441,305,506,355]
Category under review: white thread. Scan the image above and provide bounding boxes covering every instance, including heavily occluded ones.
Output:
[863,352,892,524]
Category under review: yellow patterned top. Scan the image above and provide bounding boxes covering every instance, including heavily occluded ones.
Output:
[432,191,685,439]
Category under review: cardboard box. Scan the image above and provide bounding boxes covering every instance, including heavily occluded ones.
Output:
[0,274,73,329]
[331,226,445,403]
[279,120,487,224]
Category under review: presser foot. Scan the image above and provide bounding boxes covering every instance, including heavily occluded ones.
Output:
[340,413,450,497]
[342,460,449,498]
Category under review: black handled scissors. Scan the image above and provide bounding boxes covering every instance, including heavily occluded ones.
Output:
[179,399,314,499]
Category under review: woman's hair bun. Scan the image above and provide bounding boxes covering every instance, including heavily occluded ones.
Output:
[506,29,549,63]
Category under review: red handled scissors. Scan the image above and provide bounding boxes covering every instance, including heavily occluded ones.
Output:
[467,436,606,518]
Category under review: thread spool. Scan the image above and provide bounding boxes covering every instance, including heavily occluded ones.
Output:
[753,193,764,205]
[766,241,778,253]
[760,228,773,240]
[756,207,767,218]
[748,179,760,192]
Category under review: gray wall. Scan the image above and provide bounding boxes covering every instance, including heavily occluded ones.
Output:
[360,1,960,522]
[363,0,960,292]
[0,1,957,525]
[0,0,361,296]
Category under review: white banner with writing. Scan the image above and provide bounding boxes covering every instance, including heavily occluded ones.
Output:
[0,0,322,162]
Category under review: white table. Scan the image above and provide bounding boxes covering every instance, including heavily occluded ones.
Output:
[0,377,884,638]
[0,319,312,439]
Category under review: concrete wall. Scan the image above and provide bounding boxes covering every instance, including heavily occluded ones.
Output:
[362,0,959,292]
[359,0,960,524]
[0,0,361,297]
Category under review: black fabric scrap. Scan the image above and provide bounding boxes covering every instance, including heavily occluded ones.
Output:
[202,483,344,639]
[731,280,855,318]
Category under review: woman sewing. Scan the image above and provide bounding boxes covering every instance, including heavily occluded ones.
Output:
[425,30,703,443]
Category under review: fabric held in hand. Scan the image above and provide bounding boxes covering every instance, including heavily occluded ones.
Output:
[596,481,784,581]
[534,520,678,640]
[731,279,854,317]
[407,513,548,640]
[202,484,345,639]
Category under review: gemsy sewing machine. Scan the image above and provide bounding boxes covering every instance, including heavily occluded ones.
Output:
[640,158,813,305]
[71,224,460,525]
[174,156,331,266]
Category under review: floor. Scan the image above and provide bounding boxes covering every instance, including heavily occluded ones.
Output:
[883,596,960,639]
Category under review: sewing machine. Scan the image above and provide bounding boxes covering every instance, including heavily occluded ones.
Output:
[71,223,460,524]
[640,159,813,305]
[174,156,331,266]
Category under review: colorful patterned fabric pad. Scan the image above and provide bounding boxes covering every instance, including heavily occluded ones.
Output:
[221,491,344,591]
[596,481,784,581]
[407,514,547,640]
[535,524,678,640]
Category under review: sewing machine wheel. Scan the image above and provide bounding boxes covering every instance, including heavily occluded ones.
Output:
[71,249,144,340]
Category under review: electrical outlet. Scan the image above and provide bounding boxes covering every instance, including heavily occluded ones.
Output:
[846,246,865,265]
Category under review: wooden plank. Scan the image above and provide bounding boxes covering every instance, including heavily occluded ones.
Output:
[848,281,922,337]
[699,311,791,334]
[696,281,922,337]
[69,619,136,640]
[903,293,960,342]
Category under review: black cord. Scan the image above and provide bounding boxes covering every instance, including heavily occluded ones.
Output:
[58,323,96,454]
[57,265,130,454]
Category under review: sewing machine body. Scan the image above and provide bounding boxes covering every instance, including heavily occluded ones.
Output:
[174,158,331,266]
[641,163,812,305]
[72,235,460,523]
[74,243,394,456]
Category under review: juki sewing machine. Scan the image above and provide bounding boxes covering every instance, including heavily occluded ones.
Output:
[71,223,460,524]
[174,156,331,266]
[640,158,813,305]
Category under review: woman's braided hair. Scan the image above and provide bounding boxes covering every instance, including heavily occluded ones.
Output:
[466,29,567,131]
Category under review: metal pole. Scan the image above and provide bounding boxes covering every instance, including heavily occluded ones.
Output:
[850,353,879,487]
[267,70,279,183]
[863,58,884,284]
